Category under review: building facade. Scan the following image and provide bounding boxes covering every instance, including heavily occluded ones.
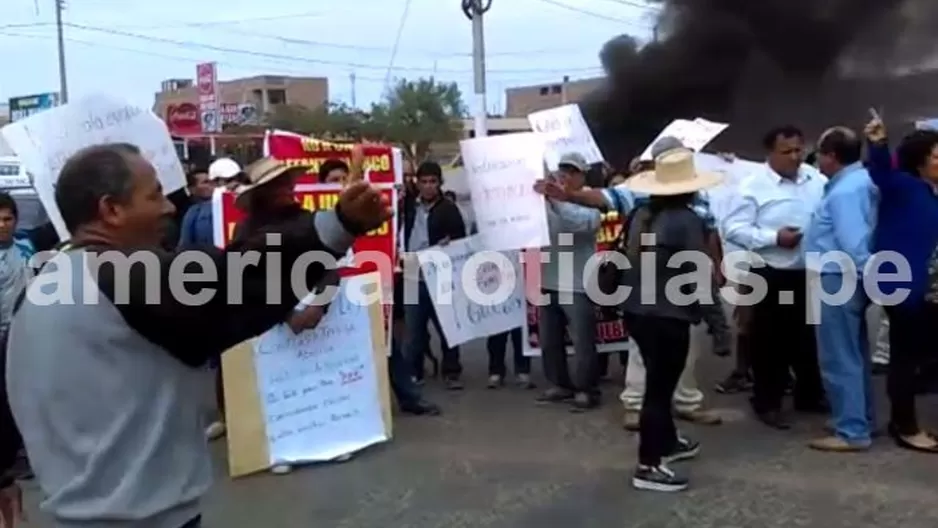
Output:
[153,74,329,136]
[504,76,604,117]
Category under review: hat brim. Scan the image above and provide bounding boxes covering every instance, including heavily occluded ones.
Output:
[234,165,298,206]
[624,169,724,196]
[557,162,589,173]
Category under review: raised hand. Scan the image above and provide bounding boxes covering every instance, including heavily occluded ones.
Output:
[864,108,887,143]
[336,181,392,235]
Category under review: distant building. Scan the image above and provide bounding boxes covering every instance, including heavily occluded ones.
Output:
[504,76,604,117]
[153,74,329,136]
[460,117,530,138]
[0,102,8,125]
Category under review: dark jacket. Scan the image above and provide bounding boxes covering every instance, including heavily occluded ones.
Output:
[401,194,467,250]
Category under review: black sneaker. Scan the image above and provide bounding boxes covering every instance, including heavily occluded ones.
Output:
[714,372,752,394]
[632,464,688,492]
[535,387,574,404]
[662,437,700,463]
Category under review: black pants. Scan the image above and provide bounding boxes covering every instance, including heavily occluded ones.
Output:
[626,313,690,466]
[749,267,823,413]
[885,304,937,435]
[486,327,530,376]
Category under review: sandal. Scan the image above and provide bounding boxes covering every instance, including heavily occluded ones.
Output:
[888,423,938,453]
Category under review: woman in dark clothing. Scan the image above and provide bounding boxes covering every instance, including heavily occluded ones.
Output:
[864,114,938,453]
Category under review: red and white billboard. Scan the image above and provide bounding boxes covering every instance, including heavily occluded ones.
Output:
[196,62,220,133]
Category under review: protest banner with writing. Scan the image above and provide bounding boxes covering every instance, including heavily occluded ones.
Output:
[265,129,403,185]
[222,272,392,477]
[521,210,632,356]
[460,132,551,252]
[417,235,525,347]
[1,93,186,238]
[528,104,604,170]
[639,117,729,161]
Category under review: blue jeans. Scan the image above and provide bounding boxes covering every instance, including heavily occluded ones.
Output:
[404,280,461,379]
[389,336,422,408]
[815,273,874,445]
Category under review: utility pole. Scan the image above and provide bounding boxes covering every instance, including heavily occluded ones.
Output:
[461,0,492,138]
[350,72,356,108]
[55,0,69,103]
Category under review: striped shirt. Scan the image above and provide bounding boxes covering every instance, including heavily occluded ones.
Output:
[601,186,716,231]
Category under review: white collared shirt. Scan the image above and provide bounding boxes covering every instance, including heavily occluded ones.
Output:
[722,163,827,269]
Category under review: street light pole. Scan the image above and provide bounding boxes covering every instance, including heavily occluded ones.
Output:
[461,0,492,138]
[55,0,69,103]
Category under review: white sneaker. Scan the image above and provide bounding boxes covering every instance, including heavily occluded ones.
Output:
[270,464,293,475]
[333,453,354,463]
[487,374,503,389]
[205,421,226,441]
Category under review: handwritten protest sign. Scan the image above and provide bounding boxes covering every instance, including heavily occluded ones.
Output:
[265,129,403,185]
[639,117,729,161]
[1,93,186,238]
[417,235,525,347]
[460,132,550,251]
[521,211,632,356]
[222,272,392,477]
[528,104,604,170]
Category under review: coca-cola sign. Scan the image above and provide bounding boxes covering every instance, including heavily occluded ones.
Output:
[165,102,201,135]
[196,63,216,96]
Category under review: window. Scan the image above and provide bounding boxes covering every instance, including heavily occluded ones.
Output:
[539,87,549,96]
[267,89,287,105]
[551,84,562,94]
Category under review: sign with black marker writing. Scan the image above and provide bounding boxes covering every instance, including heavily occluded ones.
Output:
[221,272,392,477]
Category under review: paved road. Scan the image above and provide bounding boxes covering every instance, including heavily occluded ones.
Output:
[21,323,938,528]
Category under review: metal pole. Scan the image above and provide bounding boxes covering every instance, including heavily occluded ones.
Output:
[55,0,69,103]
[350,72,357,108]
[463,0,492,138]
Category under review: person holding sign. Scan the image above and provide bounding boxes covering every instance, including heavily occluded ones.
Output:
[5,146,390,528]
[401,161,467,389]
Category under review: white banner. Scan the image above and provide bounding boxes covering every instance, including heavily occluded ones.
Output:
[640,117,729,160]
[417,235,525,347]
[460,132,550,251]
[528,104,603,170]
[253,273,390,466]
[1,93,186,239]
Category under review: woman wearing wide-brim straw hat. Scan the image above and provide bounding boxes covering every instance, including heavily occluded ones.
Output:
[618,148,724,494]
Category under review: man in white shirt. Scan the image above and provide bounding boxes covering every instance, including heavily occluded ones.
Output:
[723,125,827,430]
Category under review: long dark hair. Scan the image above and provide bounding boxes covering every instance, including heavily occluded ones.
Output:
[626,193,696,258]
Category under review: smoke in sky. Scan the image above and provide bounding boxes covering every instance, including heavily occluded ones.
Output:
[582,0,938,163]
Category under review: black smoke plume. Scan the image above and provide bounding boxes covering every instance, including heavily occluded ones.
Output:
[581,0,938,165]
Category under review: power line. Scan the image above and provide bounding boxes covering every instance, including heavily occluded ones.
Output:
[535,0,654,28]
[0,29,602,86]
[599,0,659,10]
[384,0,413,88]
[57,22,603,75]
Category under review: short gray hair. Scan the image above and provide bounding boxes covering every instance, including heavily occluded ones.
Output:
[55,143,142,233]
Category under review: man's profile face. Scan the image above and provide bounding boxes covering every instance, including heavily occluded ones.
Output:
[558,165,585,190]
[108,154,175,246]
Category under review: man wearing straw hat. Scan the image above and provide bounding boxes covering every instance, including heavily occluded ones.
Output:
[616,147,724,491]
[534,137,730,430]
[6,145,390,528]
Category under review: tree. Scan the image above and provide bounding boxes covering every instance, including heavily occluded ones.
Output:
[369,77,467,162]
[266,102,373,140]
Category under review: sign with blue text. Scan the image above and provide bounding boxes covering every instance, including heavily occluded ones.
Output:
[8,92,58,122]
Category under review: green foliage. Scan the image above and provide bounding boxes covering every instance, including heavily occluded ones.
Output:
[266,77,466,162]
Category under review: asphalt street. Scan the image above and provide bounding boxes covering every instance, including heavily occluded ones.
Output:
[20,322,938,528]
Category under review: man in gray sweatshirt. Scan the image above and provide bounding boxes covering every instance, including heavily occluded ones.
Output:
[6,144,390,528]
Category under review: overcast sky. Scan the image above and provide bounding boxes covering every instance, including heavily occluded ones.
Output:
[0,0,656,111]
